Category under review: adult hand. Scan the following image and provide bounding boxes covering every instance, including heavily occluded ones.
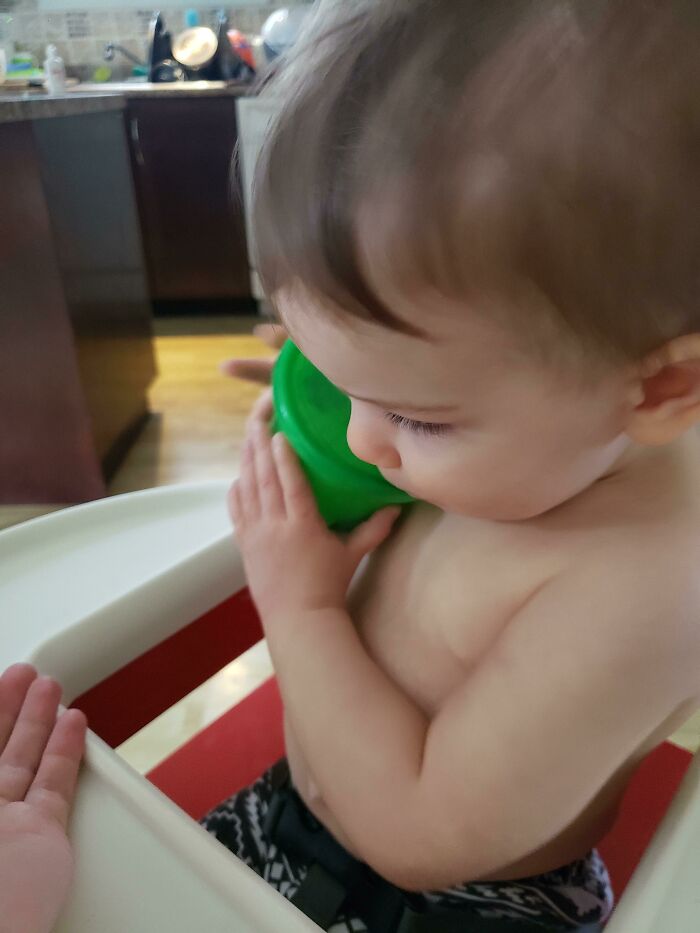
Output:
[0,664,87,933]
[219,322,286,385]
[220,322,287,428]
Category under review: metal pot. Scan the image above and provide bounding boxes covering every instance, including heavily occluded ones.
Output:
[171,27,218,72]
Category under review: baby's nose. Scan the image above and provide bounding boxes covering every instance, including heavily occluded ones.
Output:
[346,416,401,470]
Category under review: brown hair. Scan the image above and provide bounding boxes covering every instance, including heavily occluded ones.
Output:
[253,0,700,361]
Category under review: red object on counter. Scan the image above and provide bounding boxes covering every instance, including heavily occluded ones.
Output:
[227,30,256,69]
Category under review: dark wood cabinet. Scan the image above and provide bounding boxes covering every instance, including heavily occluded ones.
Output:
[126,96,252,308]
[0,107,156,504]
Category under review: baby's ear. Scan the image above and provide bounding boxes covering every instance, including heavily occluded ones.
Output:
[627,334,700,445]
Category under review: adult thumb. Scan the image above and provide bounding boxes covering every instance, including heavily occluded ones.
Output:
[219,357,275,385]
[348,507,401,559]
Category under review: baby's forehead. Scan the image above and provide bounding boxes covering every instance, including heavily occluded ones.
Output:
[277,284,538,391]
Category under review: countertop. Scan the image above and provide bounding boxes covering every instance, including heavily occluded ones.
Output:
[71,80,253,98]
[0,91,125,124]
[0,80,254,124]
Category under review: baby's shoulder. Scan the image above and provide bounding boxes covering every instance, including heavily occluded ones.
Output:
[545,441,700,598]
[539,511,700,685]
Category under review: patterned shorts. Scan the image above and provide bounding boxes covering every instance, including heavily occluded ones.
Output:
[200,760,614,931]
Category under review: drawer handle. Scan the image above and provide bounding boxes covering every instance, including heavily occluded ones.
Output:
[130,116,145,167]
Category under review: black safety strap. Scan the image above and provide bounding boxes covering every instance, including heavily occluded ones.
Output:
[263,782,407,930]
[291,863,348,929]
[263,778,602,933]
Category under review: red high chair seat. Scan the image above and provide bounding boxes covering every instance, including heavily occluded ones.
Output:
[147,676,285,820]
[596,740,692,897]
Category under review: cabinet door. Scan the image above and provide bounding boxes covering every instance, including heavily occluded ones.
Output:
[128,97,251,302]
[34,110,156,470]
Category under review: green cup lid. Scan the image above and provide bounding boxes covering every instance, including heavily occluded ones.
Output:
[272,340,415,528]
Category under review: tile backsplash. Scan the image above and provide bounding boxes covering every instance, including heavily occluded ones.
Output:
[0,0,306,79]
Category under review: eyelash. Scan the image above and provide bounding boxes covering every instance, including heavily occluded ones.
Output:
[384,412,451,437]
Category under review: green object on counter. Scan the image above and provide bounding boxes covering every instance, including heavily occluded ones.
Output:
[272,340,416,530]
[92,65,112,83]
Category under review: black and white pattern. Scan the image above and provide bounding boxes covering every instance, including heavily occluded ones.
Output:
[201,761,614,931]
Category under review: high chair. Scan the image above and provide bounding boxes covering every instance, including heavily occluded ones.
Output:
[0,482,697,932]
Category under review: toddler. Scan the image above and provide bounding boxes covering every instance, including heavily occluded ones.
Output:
[203,1,700,931]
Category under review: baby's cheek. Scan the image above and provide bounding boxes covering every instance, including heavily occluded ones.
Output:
[433,458,521,516]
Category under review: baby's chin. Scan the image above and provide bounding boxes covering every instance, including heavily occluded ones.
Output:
[387,479,564,522]
[442,500,556,522]
[449,493,579,522]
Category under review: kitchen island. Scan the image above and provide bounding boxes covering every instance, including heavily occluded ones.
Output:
[0,91,156,504]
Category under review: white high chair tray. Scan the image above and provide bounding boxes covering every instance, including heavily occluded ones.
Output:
[1,482,699,930]
[0,482,319,932]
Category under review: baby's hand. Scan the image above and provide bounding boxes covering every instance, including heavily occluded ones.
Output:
[229,420,400,623]
[0,664,87,933]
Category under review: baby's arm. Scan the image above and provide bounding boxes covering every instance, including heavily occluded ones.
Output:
[233,419,700,891]
[275,544,698,890]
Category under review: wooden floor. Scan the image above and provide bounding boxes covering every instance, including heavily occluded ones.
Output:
[109,315,272,496]
[0,315,272,530]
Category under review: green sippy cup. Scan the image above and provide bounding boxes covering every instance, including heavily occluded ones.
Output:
[271,340,416,530]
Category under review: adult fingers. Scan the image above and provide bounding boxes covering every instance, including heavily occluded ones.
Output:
[218,320,287,384]
[25,707,87,830]
[253,322,287,349]
[219,357,275,385]
[0,664,38,755]
[0,676,62,804]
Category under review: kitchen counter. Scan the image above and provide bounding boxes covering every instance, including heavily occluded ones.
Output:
[71,79,253,98]
[0,91,125,124]
[0,80,254,123]
[1,94,155,503]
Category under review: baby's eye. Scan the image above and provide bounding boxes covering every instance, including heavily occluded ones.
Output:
[384,412,452,437]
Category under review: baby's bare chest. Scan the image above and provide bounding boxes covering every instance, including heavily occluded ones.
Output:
[347,505,555,715]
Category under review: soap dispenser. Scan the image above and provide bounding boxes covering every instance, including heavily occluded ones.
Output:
[44,44,66,95]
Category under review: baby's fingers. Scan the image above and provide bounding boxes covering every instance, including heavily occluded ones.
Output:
[252,421,285,516]
[238,434,260,522]
[25,707,87,830]
[272,433,319,522]
[246,387,274,428]
[348,507,401,560]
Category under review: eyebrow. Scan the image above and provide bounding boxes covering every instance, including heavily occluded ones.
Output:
[273,309,457,414]
[337,389,459,414]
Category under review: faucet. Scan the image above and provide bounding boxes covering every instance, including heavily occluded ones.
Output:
[147,12,174,81]
[103,42,146,68]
